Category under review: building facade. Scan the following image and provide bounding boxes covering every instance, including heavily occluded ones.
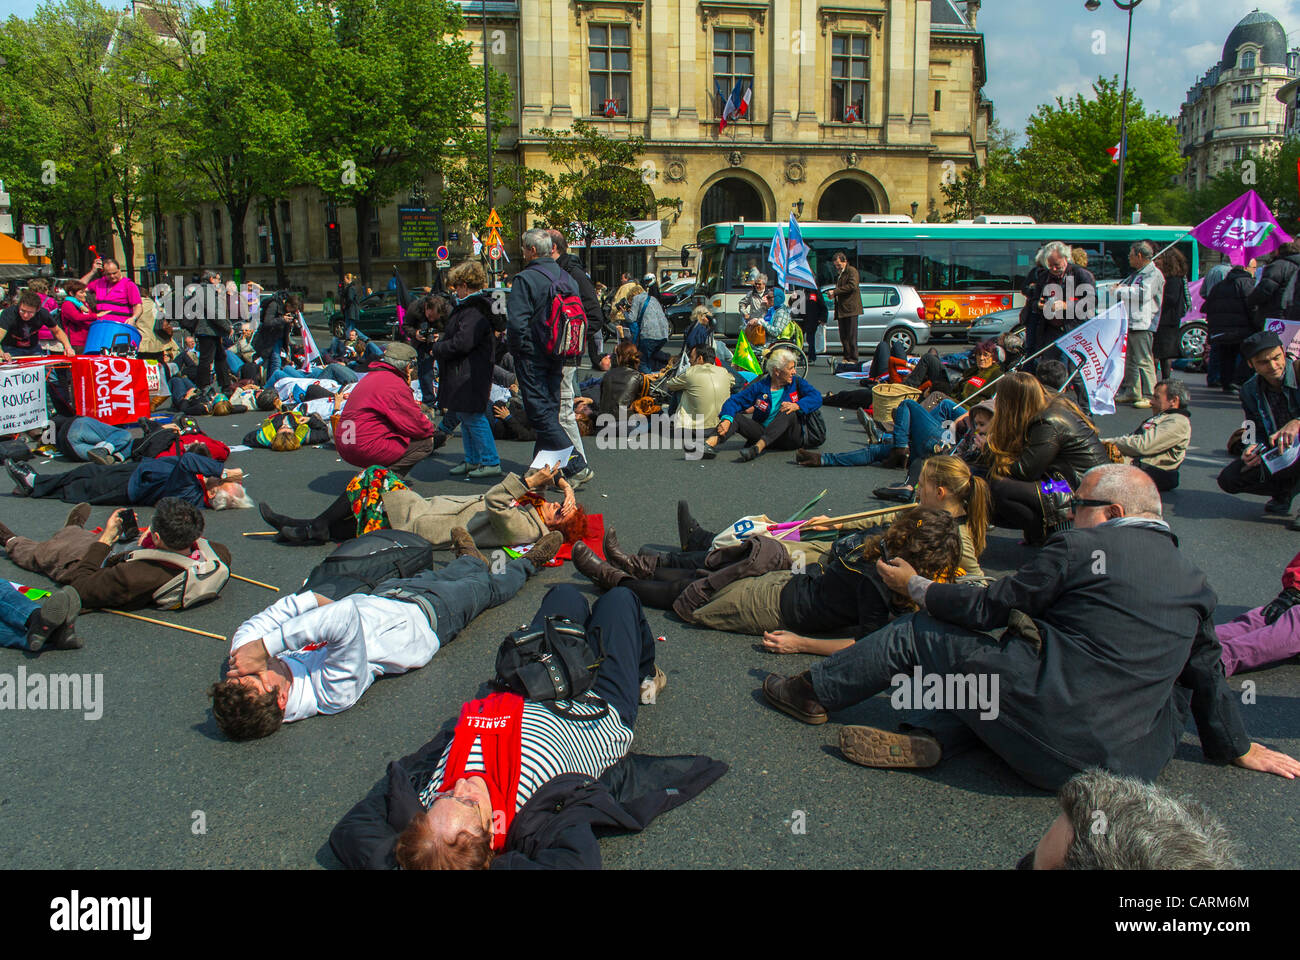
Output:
[142,0,991,293]
[1177,9,1299,193]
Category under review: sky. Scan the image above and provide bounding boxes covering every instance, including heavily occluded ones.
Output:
[979,0,1300,140]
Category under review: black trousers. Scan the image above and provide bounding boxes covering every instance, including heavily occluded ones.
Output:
[1140,463,1180,492]
[837,315,858,362]
[31,462,139,505]
[525,584,656,729]
[987,474,1043,539]
[904,352,951,394]
[196,335,232,392]
[1217,457,1300,501]
[809,612,1081,791]
[733,411,803,450]
[799,318,819,361]
[823,388,875,409]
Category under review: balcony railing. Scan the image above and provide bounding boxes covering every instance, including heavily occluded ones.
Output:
[1230,95,1261,106]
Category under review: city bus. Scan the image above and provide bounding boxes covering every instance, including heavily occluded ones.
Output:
[693,218,1200,338]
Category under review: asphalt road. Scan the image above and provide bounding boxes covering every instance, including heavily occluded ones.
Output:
[2,340,1297,870]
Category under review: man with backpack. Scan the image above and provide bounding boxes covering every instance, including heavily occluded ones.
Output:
[0,497,232,611]
[208,527,564,740]
[506,228,595,488]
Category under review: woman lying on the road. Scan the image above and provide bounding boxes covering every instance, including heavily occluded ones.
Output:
[572,507,961,657]
[257,463,588,549]
[243,409,332,452]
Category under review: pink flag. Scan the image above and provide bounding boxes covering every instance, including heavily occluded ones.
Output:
[1190,190,1293,266]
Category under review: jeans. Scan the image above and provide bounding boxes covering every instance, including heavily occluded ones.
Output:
[809,612,1080,791]
[375,554,533,642]
[516,353,587,473]
[1217,604,1300,676]
[520,585,656,729]
[225,349,245,379]
[890,399,947,456]
[458,409,500,467]
[821,441,895,467]
[638,338,668,373]
[66,418,134,461]
[267,363,359,387]
[0,581,38,650]
[417,355,436,401]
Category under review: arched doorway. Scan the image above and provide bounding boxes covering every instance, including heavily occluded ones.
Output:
[700,177,765,226]
[817,179,877,220]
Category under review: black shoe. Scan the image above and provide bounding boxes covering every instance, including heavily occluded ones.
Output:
[1265,496,1295,516]
[5,458,35,496]
[258,501,292,530]
[736,445,761,463]
[874,482,915,503]
[26,587,81,653]
[677,500,713,552]
[279,520,328,544]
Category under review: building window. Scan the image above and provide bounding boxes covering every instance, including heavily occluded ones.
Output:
[212,209,223,265]
[713,28,755,120]
[1240,50,1255,71]
[192,211,203,265]
[589,24,631,116]
[369,208,381,257]
[174,217,185,266]
[934,89,941,111]
[830,33,868,123]
[257,207,269,263]
[279,200,293,261]
[158,218,168,267]
[1253,112,1259,125]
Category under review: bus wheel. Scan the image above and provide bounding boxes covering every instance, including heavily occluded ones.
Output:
[886,327,916,353]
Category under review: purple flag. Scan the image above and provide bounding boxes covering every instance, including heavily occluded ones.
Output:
[1190,190,1292,266]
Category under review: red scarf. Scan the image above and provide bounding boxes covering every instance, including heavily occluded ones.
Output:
[438,691,525,852]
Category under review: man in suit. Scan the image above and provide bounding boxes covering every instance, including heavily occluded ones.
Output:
[832,250,863,363]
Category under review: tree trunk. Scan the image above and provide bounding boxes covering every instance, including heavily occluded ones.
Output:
[266,197,289,289]
[227,198,249,282]
[354,196,373,290]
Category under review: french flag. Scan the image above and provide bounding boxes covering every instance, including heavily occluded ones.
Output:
[1108,141,1123,165]
[719,79,752,132]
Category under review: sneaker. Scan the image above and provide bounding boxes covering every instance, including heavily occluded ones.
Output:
[1132,398,1151,409]
[467,464,504,479]
[566,467,595,489]
[639,665,668,705]
[856,408,881,443]
[448,461,478,476]
[5,458,36,496]
[86,443,115,465]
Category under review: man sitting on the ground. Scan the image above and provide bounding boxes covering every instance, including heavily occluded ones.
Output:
[1102,379,1191,492]
[0,581,81,653]
[762,464,1300,790]
[1218,330,1300,528]
[208,529,563,740]
[1021,768,1238,869]
[329,583,726,870]
[1217,546,1300,676]
[0,497,232,611]
[7,449,250,510]
[660,343,733,432]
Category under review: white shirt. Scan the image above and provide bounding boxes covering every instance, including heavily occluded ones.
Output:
[1118,261,1165,332]
[229,592,441,723]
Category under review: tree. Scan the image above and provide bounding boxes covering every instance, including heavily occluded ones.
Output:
[528,119,678,252]
[1187,138,1300,239]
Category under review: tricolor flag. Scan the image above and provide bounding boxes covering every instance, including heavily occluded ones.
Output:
[719,79,752,132]
[785,214,819,290]
[300,320,323,373]
[768,222,789,288]
[1107,141,1123,164]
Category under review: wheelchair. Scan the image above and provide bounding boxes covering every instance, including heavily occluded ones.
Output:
[745,318,809,380]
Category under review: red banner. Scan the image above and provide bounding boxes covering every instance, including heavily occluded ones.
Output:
[69,356,151,425]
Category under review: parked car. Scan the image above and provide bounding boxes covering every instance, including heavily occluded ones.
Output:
[966,307,1024,343]
[819,283,930,353]
[327,290,406,339]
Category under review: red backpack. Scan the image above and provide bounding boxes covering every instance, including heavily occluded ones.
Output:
[530,262,588,359]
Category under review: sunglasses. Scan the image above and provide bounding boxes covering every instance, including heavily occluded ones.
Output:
[1067,496,1113,511]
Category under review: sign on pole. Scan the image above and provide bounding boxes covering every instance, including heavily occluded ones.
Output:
[485,208,504,233]
[145,253,158,271]
[397,207,439,259]
[489,244,503,261]
[435,245,449,261]
[0,363,49,433]
[485,227,503,250]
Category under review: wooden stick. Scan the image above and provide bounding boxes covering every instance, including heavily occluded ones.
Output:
[103,608,226,641]
[242,531,278,537]
[770,503,911,541]
[231,573,279,591]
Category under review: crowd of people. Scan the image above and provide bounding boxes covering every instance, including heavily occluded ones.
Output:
[2,230,1299,873]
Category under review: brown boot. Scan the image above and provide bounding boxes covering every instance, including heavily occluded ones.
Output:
[795,448,822,468]
[762,671,828,724]
[571,541,632,590]
[0,520,15,546]
[603,529,658,578]
[527,531,564,569]
[64,503,92,529]
[450,526,488,565]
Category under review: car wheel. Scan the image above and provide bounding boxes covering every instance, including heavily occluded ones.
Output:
[886,327,916,352]
[1179,321,1208,359]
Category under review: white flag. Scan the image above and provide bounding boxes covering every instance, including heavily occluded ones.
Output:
[1052,301,1128,415]
[300,316,323,372]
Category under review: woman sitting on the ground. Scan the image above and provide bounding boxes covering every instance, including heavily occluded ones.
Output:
[258,463,588,548]
[597,342,646,417]
[951,339,1004,401]
[572,507,960,657]
[703,347,821,462]
[983,370,1109,545]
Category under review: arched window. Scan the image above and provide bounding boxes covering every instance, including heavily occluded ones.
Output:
[817,179,877,221]
[1240,49,1256,71]
[700,177,765,226]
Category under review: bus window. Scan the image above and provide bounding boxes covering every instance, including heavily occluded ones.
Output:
[1102,241,1135,280]
[950,241,1014,291]
[1012,240,1042,289]
[699,244,727,296]
[858,241,919,286]
[919,241,951,290]
[730,242,773,289]
[1177,241,1199,280]
[803,239,843,287]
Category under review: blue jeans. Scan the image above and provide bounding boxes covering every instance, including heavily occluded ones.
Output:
[225,349,244,379]
[267,363,359,388]
[458,409,500,467]
[891,400,946,456]
[0,581,38,650]
[378,554,532,642]
[821,440,895,467]
[67,418,134,461]
[638,338,668,373]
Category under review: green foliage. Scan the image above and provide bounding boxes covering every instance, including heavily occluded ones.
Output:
[1187,138,1300,238]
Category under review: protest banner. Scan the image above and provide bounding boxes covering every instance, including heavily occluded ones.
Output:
[0,363,48,434]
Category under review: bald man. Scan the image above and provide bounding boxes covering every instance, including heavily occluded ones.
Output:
[763,464,1300,790]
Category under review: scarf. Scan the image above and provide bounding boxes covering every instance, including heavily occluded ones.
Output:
[344,465,408,536]
[438,692,525,852]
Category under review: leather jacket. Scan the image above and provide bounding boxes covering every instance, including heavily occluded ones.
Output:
[1009,398,1110,488]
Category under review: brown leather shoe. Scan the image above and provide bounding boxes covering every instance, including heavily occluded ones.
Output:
[795,448,822,467]
[527,530,564,569]
[762,671,828,724]
[839,725,942,768]
[571,541,632,590]
[64,502,92,529]
[450,526,488,565]
[603,528,658,578]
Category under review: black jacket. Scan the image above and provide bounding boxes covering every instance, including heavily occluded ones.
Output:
[1022,263,1096,333]
[328,723,727,869]
[342,281,361,322]
[597,365,643,415]
[1247,252,1300,322]
[925,523,1251,784]
[428,292,495,413]
[1008,398,1109,488]
[1204,267,1258,344]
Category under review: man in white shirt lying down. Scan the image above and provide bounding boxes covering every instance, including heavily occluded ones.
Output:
[207,529,562,740]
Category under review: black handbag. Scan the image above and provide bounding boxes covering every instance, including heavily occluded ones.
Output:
[799,408,828,448]
[0,438,33,461]
[492,615,607,719]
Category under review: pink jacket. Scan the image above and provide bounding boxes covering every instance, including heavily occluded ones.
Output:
[60,299,98,350]
[335,362,433,468]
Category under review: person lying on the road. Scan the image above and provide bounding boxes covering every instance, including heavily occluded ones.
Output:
[0,580,81,653]
[0,497,232,611]
[1101,379,1191,493]
[1217,546,1300,676]
[7,450,252,511]
[328,584,726,870]
[131,419,231,462]
[207,529,563,740]
[1020,768,1238,869]
[243,410,332,452]
[257,462,587,549]
[761,465,1300,790]
[573,507,962,658]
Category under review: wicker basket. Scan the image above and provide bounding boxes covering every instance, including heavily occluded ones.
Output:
[871,383,922,430]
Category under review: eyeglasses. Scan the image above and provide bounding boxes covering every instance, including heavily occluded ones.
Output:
[1067,496,1113,512]
[427,791,481,813]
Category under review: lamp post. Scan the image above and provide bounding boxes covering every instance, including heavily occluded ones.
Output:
[1086,0,1144,224]
[482,0,496,281]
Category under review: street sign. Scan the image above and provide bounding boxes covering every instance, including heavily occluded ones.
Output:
[145,253,158,271]
[485,208,504,232]
[435,245,449,261]
[489,244,503,260]
[436,258,451,268]
[485,227,503,249]
[449,231,459,242]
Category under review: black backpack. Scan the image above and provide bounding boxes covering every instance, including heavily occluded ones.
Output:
[800,409,827,448]
[492,615,607,718]
[301,530,434,600]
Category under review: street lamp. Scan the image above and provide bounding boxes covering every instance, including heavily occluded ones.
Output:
[1086,0,1144,224]
[792,198,804,218]
[482,0,495,278]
